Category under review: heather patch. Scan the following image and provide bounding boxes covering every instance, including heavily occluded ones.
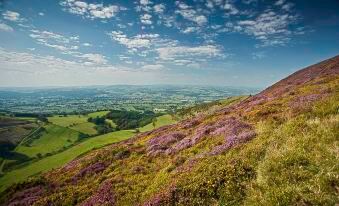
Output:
[72,162,108,183]
[147,132,186,156]
[289,93,328,112]
[81,181,115,206]
[6,186,45,206]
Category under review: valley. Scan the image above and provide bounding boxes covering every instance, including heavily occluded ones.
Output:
[0,86,252,193]
[0,56,338,205]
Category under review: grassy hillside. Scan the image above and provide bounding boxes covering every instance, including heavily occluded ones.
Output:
[1,56,338,205]
[87,111,110,118]
[0,130,135,193]
[139,114,176,132]
[0,114,177,192]
[48,115,97,135]
[15,124,80,158]
[47,111,110,135]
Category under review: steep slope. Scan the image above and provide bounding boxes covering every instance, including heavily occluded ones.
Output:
[1,55,338,205]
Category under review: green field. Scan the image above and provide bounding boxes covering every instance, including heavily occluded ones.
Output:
[48,115,97,135]
[15,124,80,158]
[69,122,97,135]
[47,111,110,135]
[0,114,176,192]
[88,111,110,118]
[139,114,176,132]
[0,130,135,192]
[48,115,88,127]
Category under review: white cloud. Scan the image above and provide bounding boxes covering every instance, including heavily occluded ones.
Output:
[80,53,107,65]
[0,22,14,32]
[140,13,152,25]
[156,45,222,60]
[60,0,122,19]
[237,10,298,46]
[38,12,45,16]
[175,2,207,26]
[224,1,239,15]
[3,11,23,22]
[204,0,238,15]
[29,29,80,53]
[141,64,164,71]
[0,48,167,87]
[140,0,152,6]
[182,27,199,34]
[82,42,92,47]
[275,0,285,6]
[153,4,165,13]
[108,31,161,49]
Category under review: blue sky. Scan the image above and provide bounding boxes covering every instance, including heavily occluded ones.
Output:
[0,0,338,87]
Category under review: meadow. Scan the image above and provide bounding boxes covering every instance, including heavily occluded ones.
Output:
[0,113,176,192]
[139,114,176,132]
[0,130,134,192]
[15,124,80,158]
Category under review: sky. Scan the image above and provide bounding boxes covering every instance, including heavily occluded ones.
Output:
[0,0,338,88]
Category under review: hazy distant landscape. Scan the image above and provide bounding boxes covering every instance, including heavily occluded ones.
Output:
[0,85,259,114]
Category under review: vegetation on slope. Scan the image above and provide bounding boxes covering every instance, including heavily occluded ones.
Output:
[0,130,135,193]
[48,115,97,135]
[15,124,80,158]
[0,114,177,193]
[139,114,176,132]
[1,56,338,205]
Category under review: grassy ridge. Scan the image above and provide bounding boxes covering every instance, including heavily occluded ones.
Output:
[47,111,110,135]
[139,114,176,132]
[15,124,80,158]
[0,130,134,192]
[87,111,110,118]
[0,114,177,192]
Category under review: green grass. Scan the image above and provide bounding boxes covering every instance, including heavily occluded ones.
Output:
[87,111,110,118]
[15,124,80,158]
[139,114,176,132]
[0,114,176,192]
[47,111,110,135]
[48,115,88,127]
[70,122,97,135]
[48,115,97,135]
[0,130,135,192]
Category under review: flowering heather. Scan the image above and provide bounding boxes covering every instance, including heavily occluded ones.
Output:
[180,118,202,129]
[209,131,256,155]
[165,117,254,155]
[142,184,177,206]
[147,132,186,156]
[166,125,214,154]
[81,181,115,206]
[72,162,107,183]
[290,93,327,110]
[7,186,45,206]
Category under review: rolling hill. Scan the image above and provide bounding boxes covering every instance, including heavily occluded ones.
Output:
[1,55,338,205]
[0,114,177,193]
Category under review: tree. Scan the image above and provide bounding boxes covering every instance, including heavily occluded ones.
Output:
[152,118,157,128]
[36,153,42,159]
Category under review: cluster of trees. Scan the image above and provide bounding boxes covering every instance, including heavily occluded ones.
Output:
[88,116,114,134]
[106,110,158,130]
